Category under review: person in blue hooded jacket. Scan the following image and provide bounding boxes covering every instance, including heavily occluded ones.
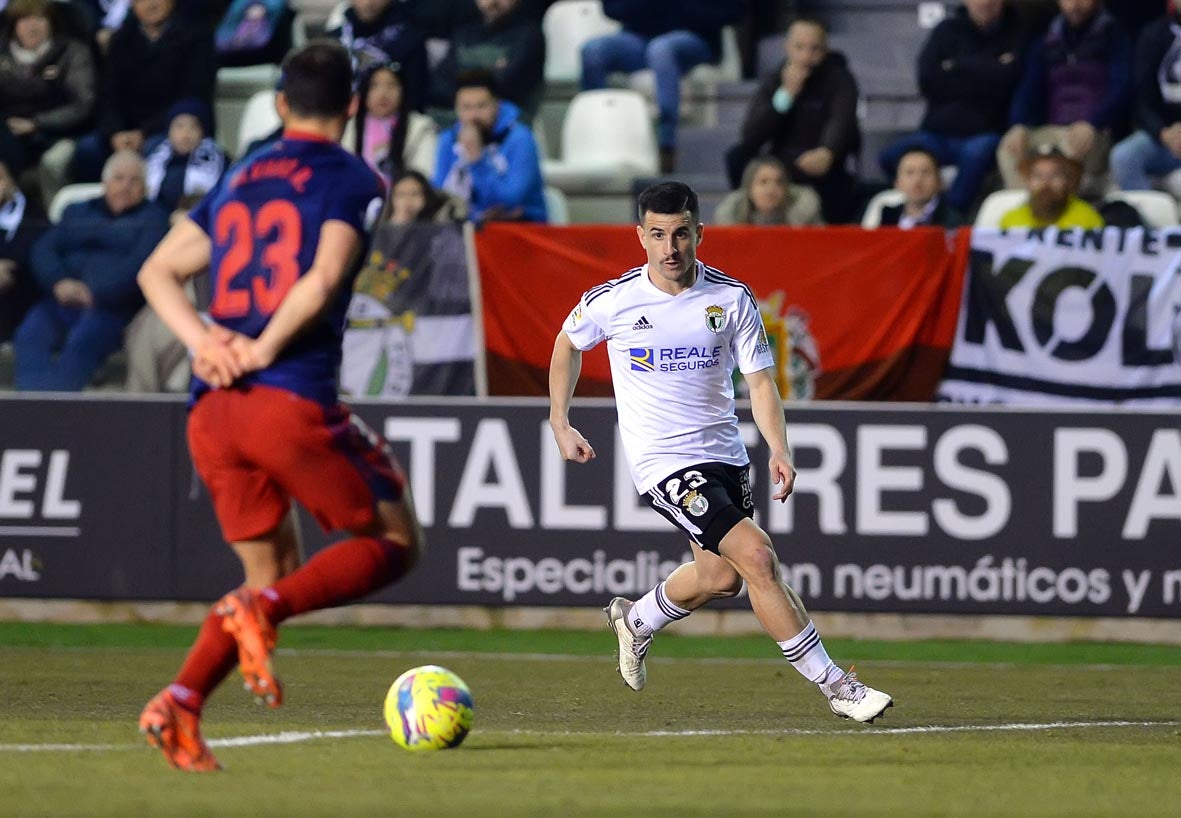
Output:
[433,70,547,224]
[14,150,169,390]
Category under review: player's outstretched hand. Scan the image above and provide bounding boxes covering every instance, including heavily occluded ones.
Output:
[194,326,243,388]
[553,425,596,464]
[769,451,797,502]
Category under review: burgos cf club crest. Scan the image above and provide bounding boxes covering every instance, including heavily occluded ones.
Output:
[705,305,727,334]
[682,489,709,517]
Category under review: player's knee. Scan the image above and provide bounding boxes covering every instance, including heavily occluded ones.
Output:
[736,542,779,588]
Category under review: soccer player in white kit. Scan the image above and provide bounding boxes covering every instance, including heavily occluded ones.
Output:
[548,182,893,723]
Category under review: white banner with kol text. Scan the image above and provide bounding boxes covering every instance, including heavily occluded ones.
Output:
[938,227,1181,405]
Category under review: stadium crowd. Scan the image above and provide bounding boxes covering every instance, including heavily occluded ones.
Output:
[0,0,1174,391]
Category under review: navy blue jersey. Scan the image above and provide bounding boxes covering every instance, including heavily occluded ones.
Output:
[189,131,385,406]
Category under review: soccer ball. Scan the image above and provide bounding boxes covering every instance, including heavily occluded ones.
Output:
[384,665,474,751]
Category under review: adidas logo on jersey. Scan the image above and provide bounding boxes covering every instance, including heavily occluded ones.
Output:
[632,315,654,331]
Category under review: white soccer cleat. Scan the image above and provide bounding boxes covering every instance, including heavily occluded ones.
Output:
[603,597,651,691]
[827,666,894,724]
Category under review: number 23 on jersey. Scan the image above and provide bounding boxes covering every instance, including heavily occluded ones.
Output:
[210,200,303,319]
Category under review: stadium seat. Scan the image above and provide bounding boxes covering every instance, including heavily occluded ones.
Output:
[325,0,348,32]
[48,183,104,223]
[237,90,282,157]
[542,0,621,84]
[542,89,658,192]
[544,186,571,225]
[288,0,339,27]
[973,189,1028,229]
[860,189,905,228]
[1104,191,1180,228]
[292,13,309,48]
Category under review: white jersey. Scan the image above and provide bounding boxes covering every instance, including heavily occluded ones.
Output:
[564,260,775,492]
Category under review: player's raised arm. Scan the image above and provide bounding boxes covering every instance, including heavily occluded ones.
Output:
[548,329,595,463]
[231,220,363,372]
[138,216,242,386]
[745,367,796,501]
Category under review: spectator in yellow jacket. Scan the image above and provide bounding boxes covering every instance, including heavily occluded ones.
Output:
[999,144,1103,229]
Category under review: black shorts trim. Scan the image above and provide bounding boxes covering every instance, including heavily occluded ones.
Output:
[643,462,754,552]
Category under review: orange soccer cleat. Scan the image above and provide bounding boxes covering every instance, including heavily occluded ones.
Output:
[139,689,221,772]
[216,586,283,708]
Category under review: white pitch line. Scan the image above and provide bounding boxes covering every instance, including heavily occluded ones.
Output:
[1,720,1177,754]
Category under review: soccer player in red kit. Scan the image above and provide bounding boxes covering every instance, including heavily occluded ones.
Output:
[135,40,423,772]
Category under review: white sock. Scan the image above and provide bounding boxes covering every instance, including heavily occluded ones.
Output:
[630,581,690,637]
[777,621,844,695]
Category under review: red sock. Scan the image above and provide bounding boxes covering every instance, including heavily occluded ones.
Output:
[260,536,409,624]
[171,607,240,711]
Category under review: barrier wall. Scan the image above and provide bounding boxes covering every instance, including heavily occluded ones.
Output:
[2,396,1178,618]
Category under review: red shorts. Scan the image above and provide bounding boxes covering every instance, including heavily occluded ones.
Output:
[187,385,405,542]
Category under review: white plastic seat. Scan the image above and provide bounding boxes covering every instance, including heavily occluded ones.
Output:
[544,186,570,225]
[237,90,282,157]
[542,89,658,193]
[973,189,1028,229]
[48,183,104,223]
[325,0,348,32]
[1104,190,1179,228]
[543,0,621,83]
[860,190,905,228]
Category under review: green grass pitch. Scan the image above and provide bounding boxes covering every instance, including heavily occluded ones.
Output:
[1,622,1180,817]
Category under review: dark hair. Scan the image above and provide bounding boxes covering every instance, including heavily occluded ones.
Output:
[455,69,499,99]
[6,0,53,22]
[353,62,410,177]
[637,181,700,224]
[380,169,444,223]
[279,40,354,119]
[788,16,828,37]
[897,147,940,173]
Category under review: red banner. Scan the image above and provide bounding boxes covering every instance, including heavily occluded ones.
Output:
[475,225,971,400]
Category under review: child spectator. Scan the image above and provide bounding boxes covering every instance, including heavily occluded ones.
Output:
[383,169,466,224]
[142,98,227,214]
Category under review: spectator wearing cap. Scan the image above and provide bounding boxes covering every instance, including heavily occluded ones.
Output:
[0,0,96,185]
[880,148,965,228]
[998,0,1132,199]
[429,0,545,123]
[999,143,1104,228]
[69,0,216,183]
[141,97,227,214]
[15,150,169,391]
[1110,4,1181,191]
